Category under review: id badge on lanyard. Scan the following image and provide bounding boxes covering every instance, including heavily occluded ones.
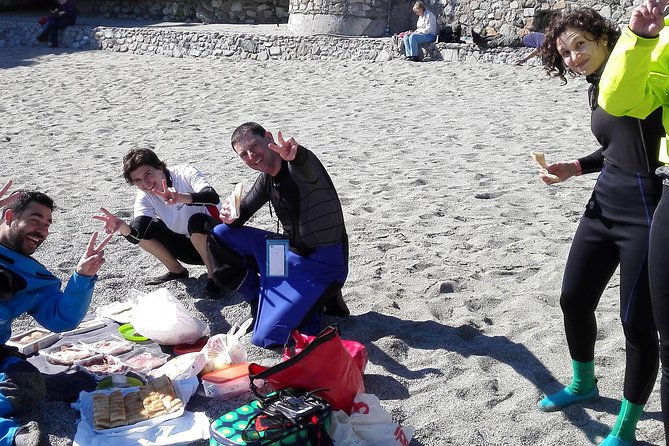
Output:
[266,235,289,277]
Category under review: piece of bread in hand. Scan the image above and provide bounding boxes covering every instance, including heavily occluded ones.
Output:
[229,182,244,218]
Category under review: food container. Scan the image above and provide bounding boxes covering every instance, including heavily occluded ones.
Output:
[40,342,96,366]
[85,337,134,356]
[201,363,259,399]
[122,348,170,374]
[148,351,207,381]
[118,323,149,342]
[96,373,147,390]
[6,328,60,355]
[173,336,208,355]
[75,354,130,379]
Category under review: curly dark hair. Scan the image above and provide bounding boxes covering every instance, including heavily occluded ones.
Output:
[541,8,620,83]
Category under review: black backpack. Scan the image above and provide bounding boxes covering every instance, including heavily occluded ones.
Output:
[439,24,463,43]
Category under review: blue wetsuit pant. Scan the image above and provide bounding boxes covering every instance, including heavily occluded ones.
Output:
[0,356,44,446]
[649,183,669,442]
[210,225,348,348]
[561,163,660,404]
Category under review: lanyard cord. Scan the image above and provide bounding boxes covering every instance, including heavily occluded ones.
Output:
[267,178,280,234]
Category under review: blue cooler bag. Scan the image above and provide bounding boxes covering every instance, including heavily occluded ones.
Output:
[209,388,332,446]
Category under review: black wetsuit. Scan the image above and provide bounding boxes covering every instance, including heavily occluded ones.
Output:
[649,168,669,419]
[560,78,664,404]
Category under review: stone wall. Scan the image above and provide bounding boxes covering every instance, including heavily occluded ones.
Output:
[0,18,539,64]
[74,0,289,24]
[448,0,637,37]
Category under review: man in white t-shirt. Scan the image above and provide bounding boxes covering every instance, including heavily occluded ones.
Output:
[94,148,223,296]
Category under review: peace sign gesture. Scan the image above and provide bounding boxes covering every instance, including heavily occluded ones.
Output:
[268,131,298,162]
[151,179,179,205]
[92,207,127,235]
[630,0,667,38]
[0,180,20,209]
[76,231,113,276]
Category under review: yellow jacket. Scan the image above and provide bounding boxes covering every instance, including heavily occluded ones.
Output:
[599,20,669,162]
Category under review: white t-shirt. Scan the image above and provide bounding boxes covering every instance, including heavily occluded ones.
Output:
[133,164,221,236]
[415,10,438,35]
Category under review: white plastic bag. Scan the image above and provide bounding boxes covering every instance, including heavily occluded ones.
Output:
[130,288,209,345]
[201,318,253,375]
[349,393,415,446]
[327,410,367,446]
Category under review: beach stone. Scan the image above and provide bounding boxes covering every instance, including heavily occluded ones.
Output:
[439,282,456,293]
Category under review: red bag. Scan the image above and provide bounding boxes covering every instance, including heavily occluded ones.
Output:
[283,329,368,374]
[249,325,364,414]
[38,16,48,25]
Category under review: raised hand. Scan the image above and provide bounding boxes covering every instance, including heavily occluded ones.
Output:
[268,131,298,161]
[151,179,178,205]
[92,207,125,234]
[0,180,20,209]
[630,0,667,38]
[76,231,113,276]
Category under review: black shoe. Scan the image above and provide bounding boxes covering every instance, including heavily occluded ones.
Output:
[36,35,47,43]
[471,30,487,48]
[47,42,57,48]
[145,269,189,286]
[205,278,222,298]
[322,289,350,317]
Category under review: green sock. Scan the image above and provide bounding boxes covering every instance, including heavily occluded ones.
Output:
[566,359,596,394]
[609,398,644,441]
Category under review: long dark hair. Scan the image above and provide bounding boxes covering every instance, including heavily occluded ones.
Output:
[541,8,619,83]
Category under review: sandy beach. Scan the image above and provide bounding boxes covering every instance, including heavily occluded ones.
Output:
[0,46,664,445]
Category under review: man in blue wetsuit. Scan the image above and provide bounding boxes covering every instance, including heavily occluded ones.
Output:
[207,122,349,348]
[0,184,110,446]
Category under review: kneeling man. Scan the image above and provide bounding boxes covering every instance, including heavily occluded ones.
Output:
[208,122,349,347]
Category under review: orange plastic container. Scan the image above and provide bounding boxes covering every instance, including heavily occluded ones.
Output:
[201,363,260,399]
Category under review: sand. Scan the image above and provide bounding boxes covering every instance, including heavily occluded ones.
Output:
[0,46,664,445]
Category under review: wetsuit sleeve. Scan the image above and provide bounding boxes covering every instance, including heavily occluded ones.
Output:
[599,24,669,119]
[230,174,269,227]
[577,148,604,175]
[287,146,321,182]
[181,166,220,206]
[124,215,154,244]
[190,186,220,206]
[29,272,96,333]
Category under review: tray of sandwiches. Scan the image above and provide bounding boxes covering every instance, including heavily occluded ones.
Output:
[79,375,185,433]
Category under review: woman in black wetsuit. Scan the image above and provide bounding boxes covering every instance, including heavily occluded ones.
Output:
[537,9,664,446]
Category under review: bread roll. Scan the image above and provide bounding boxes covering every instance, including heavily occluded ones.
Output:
[124,391,148,425]
[92,393,111,430]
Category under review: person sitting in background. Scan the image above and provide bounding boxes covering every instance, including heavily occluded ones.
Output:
[36,0,77,48]
[93,148,222,296]
[472,28,545,64]
[399,1,438,62]
[0,183,111,446]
